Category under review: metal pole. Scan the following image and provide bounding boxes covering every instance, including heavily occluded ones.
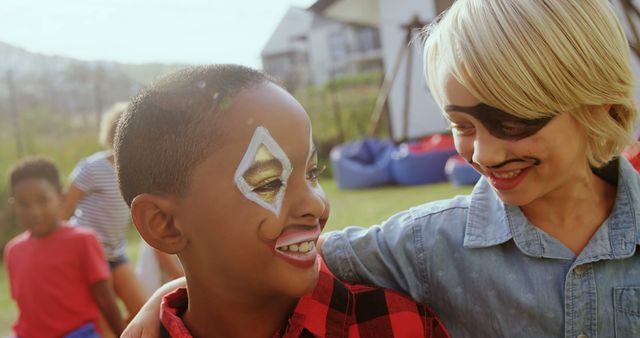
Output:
[367,39,408,136]
[401,28,414,142]
[6,71,24,159]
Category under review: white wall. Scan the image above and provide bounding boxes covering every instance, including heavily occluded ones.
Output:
[308,18,345,85]
[318,0,640,139]
[377,0,447,141]
[630,52,640,137]
[308,17,383,85]
[379,0,640,140]
[613,1,640,135]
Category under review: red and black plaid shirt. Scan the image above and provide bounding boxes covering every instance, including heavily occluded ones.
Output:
[160,257,449,337]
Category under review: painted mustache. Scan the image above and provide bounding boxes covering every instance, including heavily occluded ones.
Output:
[468,156,541,168]
[257,222,321,243]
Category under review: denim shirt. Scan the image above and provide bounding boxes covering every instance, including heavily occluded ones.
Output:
[323,158,640,338]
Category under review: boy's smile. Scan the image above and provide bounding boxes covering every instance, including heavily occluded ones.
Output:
[273,225,322,268]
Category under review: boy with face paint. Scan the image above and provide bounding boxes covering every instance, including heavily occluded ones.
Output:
[317,1,640,337]
[115,65,449,337]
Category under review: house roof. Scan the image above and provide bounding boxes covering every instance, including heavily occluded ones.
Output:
[308,0,338,13]
[261,7,314,57]
[308,0,378,27]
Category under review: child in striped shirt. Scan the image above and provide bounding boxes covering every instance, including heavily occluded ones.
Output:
[62,102,147,332]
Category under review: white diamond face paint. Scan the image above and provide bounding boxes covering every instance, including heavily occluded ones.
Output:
[306,129,321,191]
[234,126,292,216]
[307,128,314,163]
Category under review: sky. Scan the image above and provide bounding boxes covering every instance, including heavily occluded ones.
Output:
[0,0,316,68]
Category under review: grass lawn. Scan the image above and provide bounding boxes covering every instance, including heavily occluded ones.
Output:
[0,179,472,334]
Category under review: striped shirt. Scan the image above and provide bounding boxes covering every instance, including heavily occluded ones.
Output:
[69,151,131,260]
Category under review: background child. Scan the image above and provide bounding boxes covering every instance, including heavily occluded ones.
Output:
[115,64,448,337]
[61,102,147,331]
[4,157,124,337]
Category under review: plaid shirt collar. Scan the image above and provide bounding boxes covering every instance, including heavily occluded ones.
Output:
[160,257,449,338]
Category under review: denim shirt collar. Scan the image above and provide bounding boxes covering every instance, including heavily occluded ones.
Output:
[464,158,640,261]
[464,178,512,248]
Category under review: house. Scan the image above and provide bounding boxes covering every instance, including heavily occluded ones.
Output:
[310,0,640,141]
[310,0,452,142]
[261,7,314,91]
[261,6,384,89]
[306,15,383,84]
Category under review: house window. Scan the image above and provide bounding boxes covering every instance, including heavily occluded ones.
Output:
[356,27,380,53]
[329,31,348,61]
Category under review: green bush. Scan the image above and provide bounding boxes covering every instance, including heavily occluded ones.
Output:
[295,70,388,167]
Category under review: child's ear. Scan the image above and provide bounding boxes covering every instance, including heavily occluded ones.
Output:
[130,193,187,255]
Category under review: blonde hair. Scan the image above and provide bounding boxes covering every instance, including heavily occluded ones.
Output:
[99,102,128,149]
[423,0,637,167]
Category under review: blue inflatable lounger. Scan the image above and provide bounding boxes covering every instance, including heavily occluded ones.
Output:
[445,154,481,186]
[391,134,457,186]
[330,138,394,189]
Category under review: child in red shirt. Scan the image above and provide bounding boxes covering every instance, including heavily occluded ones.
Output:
[4,157,125,337]
[115,65,449,337]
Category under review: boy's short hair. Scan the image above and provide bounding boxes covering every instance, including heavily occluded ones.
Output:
[115,64,271,206]
[423,0,637,167]
[9,157,62,195]
[99,102,128,150]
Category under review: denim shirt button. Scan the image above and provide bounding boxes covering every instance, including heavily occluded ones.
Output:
[577,334,588,338]
[574,265,586,276]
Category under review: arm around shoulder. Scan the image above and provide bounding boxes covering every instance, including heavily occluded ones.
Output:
[322,209,425,295]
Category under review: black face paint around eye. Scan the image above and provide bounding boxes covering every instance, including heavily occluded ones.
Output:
[445,103,553,140]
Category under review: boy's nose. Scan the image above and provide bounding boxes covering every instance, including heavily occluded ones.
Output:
[289,183,327,223]
[471,129,509,168]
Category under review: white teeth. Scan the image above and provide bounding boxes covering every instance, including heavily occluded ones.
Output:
[277,241,315,253]
[493,170,521,179]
